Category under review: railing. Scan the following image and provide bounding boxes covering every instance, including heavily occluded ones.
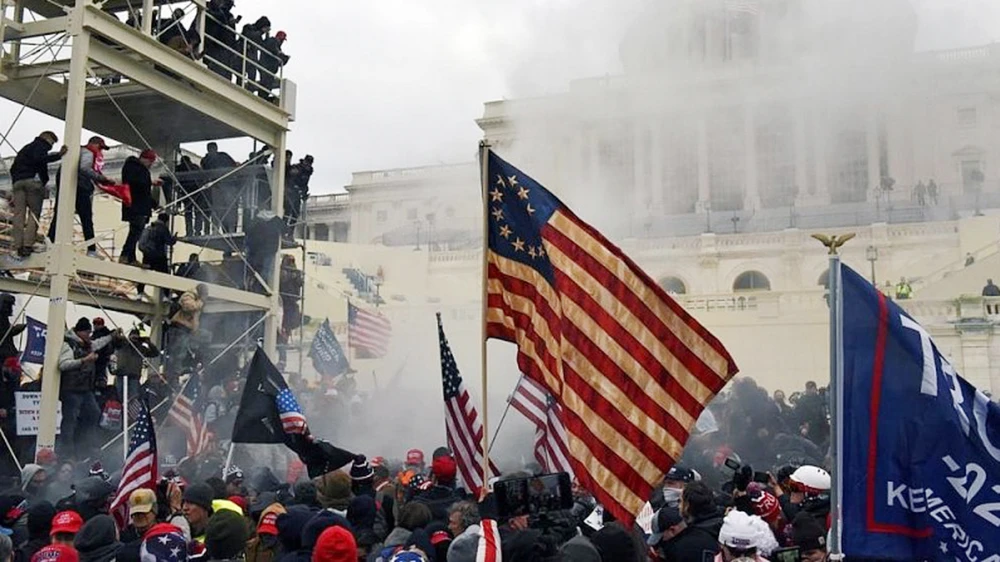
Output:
[308,193,350,208]
[350,163,474,185]
[200,10,285,98]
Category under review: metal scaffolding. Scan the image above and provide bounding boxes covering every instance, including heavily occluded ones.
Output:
[0,0,295,457]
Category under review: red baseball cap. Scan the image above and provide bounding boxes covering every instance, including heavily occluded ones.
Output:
[430,530,451,546]
[431,455,457,483]
[50,511,83,536]
[139,149,158,161]
[31,545,79,562]
[370,456,385,468]
[275,31,287,41]
[406,449,424,466]
[257,512,279,536]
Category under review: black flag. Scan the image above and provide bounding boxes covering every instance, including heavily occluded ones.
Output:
[231,347,290,444]
[231,347,355,477]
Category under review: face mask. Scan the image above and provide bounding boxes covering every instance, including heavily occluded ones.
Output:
[662,487,682,505]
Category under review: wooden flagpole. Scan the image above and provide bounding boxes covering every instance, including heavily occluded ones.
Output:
[478,140,492,494]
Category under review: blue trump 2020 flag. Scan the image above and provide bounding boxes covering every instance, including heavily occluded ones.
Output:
[308,319,349,377]
[840,264,1000,560]
[21,316,46,365]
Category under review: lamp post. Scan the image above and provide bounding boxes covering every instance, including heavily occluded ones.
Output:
[866,245,879,285]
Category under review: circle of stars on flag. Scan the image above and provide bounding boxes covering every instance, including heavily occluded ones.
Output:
[491,174,545,259]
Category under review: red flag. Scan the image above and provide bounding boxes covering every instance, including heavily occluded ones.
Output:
[100,183,132,207]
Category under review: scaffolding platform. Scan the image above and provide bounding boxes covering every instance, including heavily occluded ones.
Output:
[0,0,295,455]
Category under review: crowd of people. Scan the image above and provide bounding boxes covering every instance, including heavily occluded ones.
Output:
[8,130,313,295]
[110,2,290,101]
[0,301,837,562]
[0,393,834,562]
[203,0,290,100]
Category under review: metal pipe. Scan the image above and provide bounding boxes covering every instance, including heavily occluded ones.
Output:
[37,0,91,459]
[828,251,845,560]
[141,0,153,35]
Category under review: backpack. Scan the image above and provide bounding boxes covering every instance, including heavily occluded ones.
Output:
[138,224,157,255]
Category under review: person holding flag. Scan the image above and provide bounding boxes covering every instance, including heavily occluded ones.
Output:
[231,347,356,479]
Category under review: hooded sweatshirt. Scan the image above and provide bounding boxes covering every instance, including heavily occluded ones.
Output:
[247,503,287,562]
[74,515,122,562]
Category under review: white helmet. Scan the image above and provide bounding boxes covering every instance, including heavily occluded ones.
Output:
[791,465,831,494]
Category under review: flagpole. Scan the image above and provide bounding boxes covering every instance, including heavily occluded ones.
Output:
[478,140,492,491]
[815,233,851,561]
[487,374,522,457]
[223,442,235,478]
[123,378,129,464]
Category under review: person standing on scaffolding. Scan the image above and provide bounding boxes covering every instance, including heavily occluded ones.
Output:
[201,142,240,234]
[176,155,206,236]
[120,149,161,266]
[48,136,115,258]
[240,16,271,90]
[284,154,313,240]
[9,131,66,257]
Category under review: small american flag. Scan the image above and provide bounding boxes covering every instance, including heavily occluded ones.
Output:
[110,399,157,529]
[348,302,391,357]
[167,370,209,456]
[277,387,308,434]
[437,313,497,495]
[510,376,573,476]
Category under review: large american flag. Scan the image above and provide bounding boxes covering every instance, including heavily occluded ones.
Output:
[348,302,392,357]
[110,399,157,529]
[437,313,497,495]
[510,376,573,476]
[167,370,209,456]
[483,150,738,524]
[277,387,308,434]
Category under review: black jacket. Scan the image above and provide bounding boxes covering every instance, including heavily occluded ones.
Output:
[412,485,459,523]
[0,316,25,360]
[144,219,177,260]
[657,512,722,562]
[293,163,313,198]
[261,38,289,73]
[177,160,202,195]
[246,214,284,259]
[11,137,60,185]
[121,156,155,220]
[114,336,159,378]
[201,151,237,171]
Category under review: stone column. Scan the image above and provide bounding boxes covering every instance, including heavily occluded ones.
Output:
[632,123,647,221]
[867,106,881,201]
[813,110,829,204]
[744,105,760,210]
[696,116,711,212]
[651,122,665,212]
[793,105,809,205]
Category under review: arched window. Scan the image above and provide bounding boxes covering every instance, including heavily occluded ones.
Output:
[733,271,771,292]
[817,269,829,288]
[659,276,687,295]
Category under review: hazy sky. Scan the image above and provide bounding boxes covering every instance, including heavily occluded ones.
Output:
[1,0,998,194]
